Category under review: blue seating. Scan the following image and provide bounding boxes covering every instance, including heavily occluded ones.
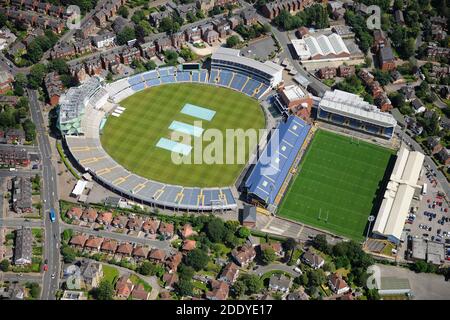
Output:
[332,114,345,124]
[146,78,160,87]
[176,71,191,82]
[242,79,260,96]
[128,75,143,85]
[142,71,158,81]
[131,82,145,92]
[349,119,360,129]
[160,75,176,84]
[217,70,233,87]
[230,73,247,91]
[222,188,235,205]
[366,124,379,134]
[319,109,329,119]
[384,127,393,137]
[191,71,200,82]
[158,68,169,77]
[200,70,208,82]
[255,84,269,99]
[209,69,219,83]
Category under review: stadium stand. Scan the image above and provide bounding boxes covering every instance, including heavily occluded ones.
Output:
[317,90,397,139]
[244,116,311,207]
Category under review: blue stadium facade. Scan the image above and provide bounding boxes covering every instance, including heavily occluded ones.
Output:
[244,116,311,207]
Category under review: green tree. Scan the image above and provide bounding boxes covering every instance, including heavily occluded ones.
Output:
[145,60,157,70]
[95,280,114,300]
[27,41,43,64]
[366,288,381,300]
[48,59,69,75]
[61,245,76,263]
[240,274,263,295]
[231,280,246,297]
[28,64,47,89]
[312,234,330,254]
[176,279,194,296]
[226,35,241,48]
[13,73,27,95]
[0,259,10,271]
[185,248,209,271]
[307,269,326,287]
[118,6,129,18]
[238,227,251,238]
[138,261,154,275]
[205,217,227,242]
[22,119,36,142]
[178,264,195,280]
[116,26,136,45]
[261,247,277,265]
[61,229,73,243]
[26,282,41,299]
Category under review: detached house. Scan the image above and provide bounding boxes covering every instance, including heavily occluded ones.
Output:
[166,252,183,273]
[231,245,256,267]
[149,248,166,263]
[84,236,104,252]
[206,280,229,300]
[328,273,350,295]
[158,222,174,239]
[66,207,83,220]
[301,251,324,269]
[116,275,134,299]
[218,262,239,285]
[81,208,98,223]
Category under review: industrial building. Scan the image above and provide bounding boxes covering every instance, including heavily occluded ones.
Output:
[372,146,425,244]
[317,90,397,139]
[292,33,350,62]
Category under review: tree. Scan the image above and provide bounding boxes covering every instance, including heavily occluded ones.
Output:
[116,26,136,45]
[307,269,326,287]
[14,73,27,95]
[61,245,76,263]
[261,247,277,265]
[0,12,6,28]
[185,248,209,271]
[28,64,47,89]
[262,23,271,33]
[412,260,429,273]
[240,274,263,295]
[366,288,381,300]
[48,59,69,75]
[136,20,152,38]
[178,264,195,280]
[26,282,41,299]
[312,234,330,254]
[95,280,114,300]
[61,229,73,243]
[231,280,246,298]
[294,272,309,286]
[205,217,227,243]
[118,6,129,18]
[138,261,154,275]
[226,35,241,48]
[22,119,36,142]
[238,227,250,238]
[0,259,10,271]
[179,47,195,61]
[145,60,157,70]
[176,279,194,296]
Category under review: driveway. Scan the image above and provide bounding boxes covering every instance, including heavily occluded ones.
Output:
[376,264,450,300]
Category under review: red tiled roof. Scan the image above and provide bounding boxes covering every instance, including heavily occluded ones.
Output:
[182,239,196,251]
[206,280,229,300]
[158,222,174,235]
[163,273,179,287]
[131,284,149,300]
[116,243,133,255]
[101,239,118,252]
[82,208,98,221]
[329,273,349,290]
[84,236,104,249]
[132,246,149,258]
[142,219,159,233]
[97,211,113,224]
[67,207,82,219]
[69,234,87,246]
[180,224,194,238]
[149,248,166,261]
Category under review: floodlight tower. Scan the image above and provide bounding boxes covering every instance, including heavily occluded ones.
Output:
[366,215,375,243]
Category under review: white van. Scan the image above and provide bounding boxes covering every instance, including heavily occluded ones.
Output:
[422,183,427,195]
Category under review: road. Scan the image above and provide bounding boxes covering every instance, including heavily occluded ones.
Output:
[60,222,171,250]
[0,218,43,228]
[0,272,42,283]
[27,89,60,300]
[396,128,450,196]
[250,263,298,277]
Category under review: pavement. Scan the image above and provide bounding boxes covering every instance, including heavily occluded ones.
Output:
[28,89,61,300]
[376,263,450,300]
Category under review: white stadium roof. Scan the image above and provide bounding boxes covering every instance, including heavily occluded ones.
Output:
[319,90,397,127]
[372,146,425,242]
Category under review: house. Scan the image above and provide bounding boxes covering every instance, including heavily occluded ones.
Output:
[120,46,141,65]
[78,19,96,39]
[148,248,166,263]
[127,216,144,231]
[116,242,133,256]
[69,234,88,248]
[241,9,258,26]
[13,227,32,265]
[0,283,25,300]
[378,46,395,71]
[203,29,219,44]
[337,65,355,78]
[81,208,98,223]
[115,275,134,299]
[287,290,310,300]
[155,36,172,53]
[440,86,450,100]
[69,62,88,83]
[260,0,316,19]
[241,204,257,228]
[5,129,25,145]
[185,26,202,42]
[149,10,173,28]
[112,16,132,34]
[112,215,128,228]
[96,211,113,225]
[372,29,387,50]
[426,137,443,155]
[411,98,426,114]
[138,41,156,59]
[142,219,160,234]
[375,93,393,112]
[301,251,324,269]
[50,43,76,60]
[163,272,179,290]
[84,56,103,76]
[231,245,256,267]
[93,10,108,27]
[166,252,183,273]
[11,176,32,214]
[74,39,92,55]
[80,260,103,289]
[182,239,196,252]
[260,242,283,257]
[328,273,350,294]
[218,262,239,285]
[0,70,13,94]
[206,280,229,300]
[401,86,415,102]
[61,291,87,300]
[84,236,104,251]
[268,274,292,293]
[101,239,118,254]
[158,222,174,239]
[196,0,214,13]
[317,66,336,79]
[131,284,150,300]
[0,145,30,167]
[179,224,194,239]
[44,72,64,106]
[436,148,450,166]
[66,207,83,220]
[92,32,116,48]
[132,246,149,260]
